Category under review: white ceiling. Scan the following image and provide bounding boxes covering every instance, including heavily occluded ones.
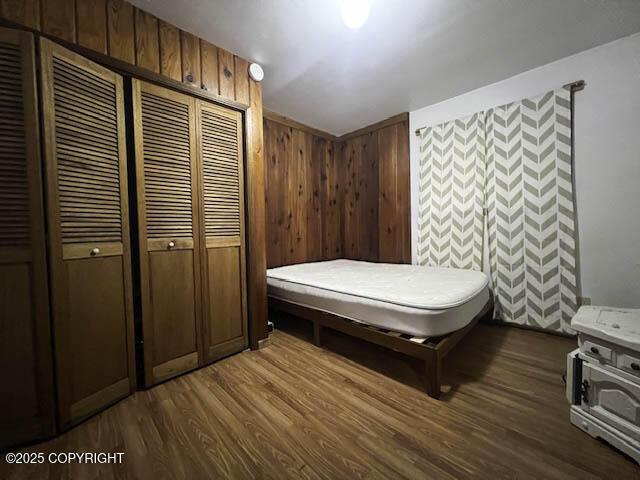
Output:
[130,0,640,136]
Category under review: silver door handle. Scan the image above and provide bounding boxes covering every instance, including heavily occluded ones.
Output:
[168,241,175,249]
[91,247,100,256]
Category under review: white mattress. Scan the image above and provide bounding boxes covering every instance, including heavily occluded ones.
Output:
[267,259,490,338]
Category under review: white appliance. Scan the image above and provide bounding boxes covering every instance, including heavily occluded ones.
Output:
[566,306,640,465]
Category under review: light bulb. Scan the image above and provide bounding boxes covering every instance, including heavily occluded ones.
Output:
[341,0,369,29]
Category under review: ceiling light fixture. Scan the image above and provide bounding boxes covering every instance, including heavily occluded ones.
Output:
[341,0,369,29]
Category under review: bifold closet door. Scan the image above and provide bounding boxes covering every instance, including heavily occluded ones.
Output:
[40,39,135,429]
[132,80,203,386]
[197,102,248,362]
[0,28,55,447]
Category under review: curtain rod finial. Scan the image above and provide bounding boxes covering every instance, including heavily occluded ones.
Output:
[568,80,586,92]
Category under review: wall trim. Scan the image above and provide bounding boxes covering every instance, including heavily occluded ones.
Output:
[263,110,338,142]
[338,112,409,142]
[264,110,411,143]
[0,18,249,112]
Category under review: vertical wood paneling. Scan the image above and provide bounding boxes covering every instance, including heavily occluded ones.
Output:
[341,137,359,259]
[263,120,275,263]
[395,120,411,263]
[106,0,134,64]
[158,20,181,81]
[306,136,323,262]
[234,56,249,104]
[377,121,410,263]
[339,117,410,264]
[134,8,159,73]
[361,132,379,260]
[77,0,107,54]
[378,125,398,262]
[218,48,235,100]
[200,40,218,93]
[289,129,308,264]
[247,78,268,346]
[343,132,378,260]
[264,121,286,268]
[180,30,200,87]
[278,125,293,265]
[0,0,40,29]
[268,112,409,335]
[320,139,342,259]
[41,0,75,42]
[264,118,342,267]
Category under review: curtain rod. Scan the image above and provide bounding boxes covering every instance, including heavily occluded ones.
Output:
[414,80,586,136]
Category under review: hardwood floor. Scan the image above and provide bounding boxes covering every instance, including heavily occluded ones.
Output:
[2,318,638,479]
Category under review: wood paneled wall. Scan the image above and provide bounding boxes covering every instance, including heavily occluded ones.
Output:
[264,113,410,268]
[0,0,248,102]
[340,132,380,261]
[0,0,269,346]
[264,115,341,268]
[338,114,411,264]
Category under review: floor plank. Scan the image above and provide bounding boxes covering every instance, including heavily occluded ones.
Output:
[2,319,638,479]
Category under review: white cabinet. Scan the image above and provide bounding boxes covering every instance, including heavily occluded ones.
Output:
[582,362,640,443]
[568,306,640,465]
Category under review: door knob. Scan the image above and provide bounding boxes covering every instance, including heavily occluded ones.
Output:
[91,247,100,256]
[168,241,175,249]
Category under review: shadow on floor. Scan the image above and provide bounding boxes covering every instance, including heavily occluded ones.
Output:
[270,310,508,401]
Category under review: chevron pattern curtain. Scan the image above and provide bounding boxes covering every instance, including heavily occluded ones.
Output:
[486,87,577,333]
[416,113,485,270]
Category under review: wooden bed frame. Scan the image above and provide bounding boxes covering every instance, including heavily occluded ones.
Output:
[268,296,494,399]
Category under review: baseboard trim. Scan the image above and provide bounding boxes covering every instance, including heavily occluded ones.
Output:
[255,336,272,350]
[482,317,576,338]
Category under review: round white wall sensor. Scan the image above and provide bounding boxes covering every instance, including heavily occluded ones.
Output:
[248,63,264,82]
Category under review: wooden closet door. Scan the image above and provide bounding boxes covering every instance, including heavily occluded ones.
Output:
[197,101,248,363]
[132,80,202,385]
[0,28,55,448]
[40,38,135,429]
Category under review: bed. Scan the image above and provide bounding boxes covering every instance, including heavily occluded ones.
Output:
[267,259,493,398]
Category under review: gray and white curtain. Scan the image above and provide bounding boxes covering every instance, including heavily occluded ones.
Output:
[416,86,578,333]
[416,113,485,271]
[486,87,577,333]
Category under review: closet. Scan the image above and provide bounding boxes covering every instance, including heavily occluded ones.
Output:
[197,101,248,363]
[0,26,248,445]
[132,80,203,385]
[0,28,55,448]
[40,39,136,428]
[133,80,248,386]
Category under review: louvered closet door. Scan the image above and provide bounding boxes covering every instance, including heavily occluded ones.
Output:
[0,28,55,448]
[132,80,202,386]
[197,101,248,363]
[40,39,135,429]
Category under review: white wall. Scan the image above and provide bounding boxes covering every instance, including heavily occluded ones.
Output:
[410,33,640,308]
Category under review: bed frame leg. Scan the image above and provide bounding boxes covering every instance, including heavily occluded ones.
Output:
[313,321,322,347]
[424,352,441,399]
